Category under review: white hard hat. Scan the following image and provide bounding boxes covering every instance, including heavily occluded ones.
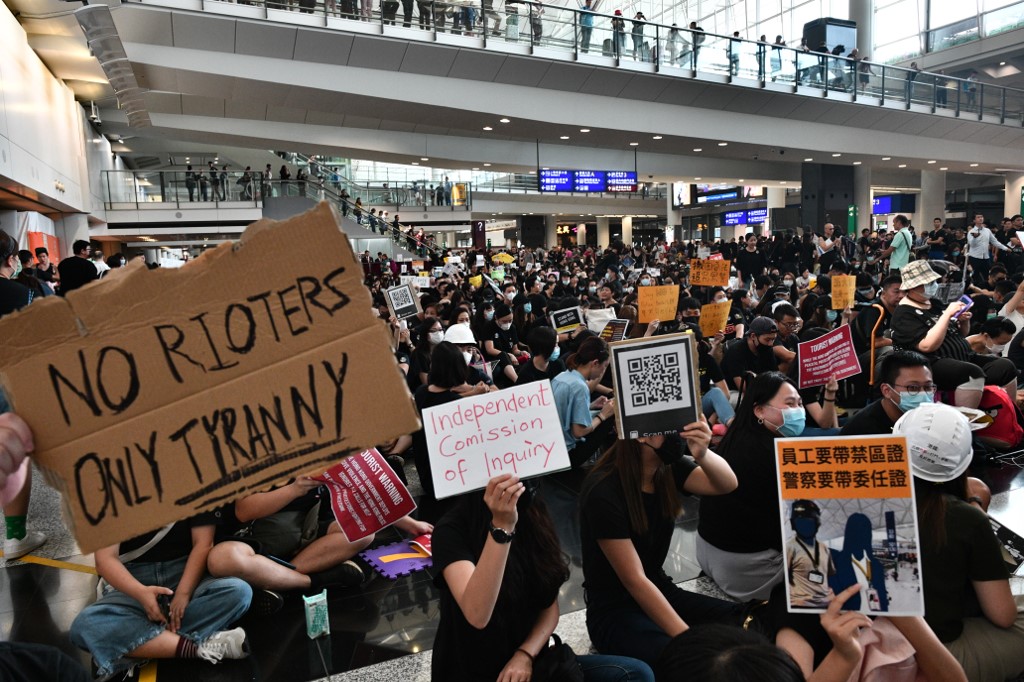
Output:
[892,402,972,483]
[443,323,476,345]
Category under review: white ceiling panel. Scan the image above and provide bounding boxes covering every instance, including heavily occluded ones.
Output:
[114,6,174,47]
[348,36,408,70]
[266,105,307,123]
[180,94,226,117]
[225,99,270,120]
[304,110,348,126]
[133,63,181,91]
[144,91,183,115]
[342,115,383,129]
[535,62,592,92]
[617,75,671,102]
[493,57,550,87]
[577,69,632,97]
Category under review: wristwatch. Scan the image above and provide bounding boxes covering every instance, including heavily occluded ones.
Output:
[488,523,515,544]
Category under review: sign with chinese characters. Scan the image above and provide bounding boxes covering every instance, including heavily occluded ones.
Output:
[774,435,924,616]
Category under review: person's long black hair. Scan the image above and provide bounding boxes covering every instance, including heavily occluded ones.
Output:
[718,371,796,453]
[461,487,569,613]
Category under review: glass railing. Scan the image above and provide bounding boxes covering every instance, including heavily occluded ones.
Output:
[133,0,1024,126]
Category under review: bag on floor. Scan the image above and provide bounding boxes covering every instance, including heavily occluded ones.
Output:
[532,634,584,682]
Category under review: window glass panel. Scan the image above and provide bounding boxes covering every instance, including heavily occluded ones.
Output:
[874,0,923,49]
[983,0,1018,10]
[873,35,923,63]
[929,0,977,29]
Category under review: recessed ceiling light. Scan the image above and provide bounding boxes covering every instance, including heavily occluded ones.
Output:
[853,161,862,165]
[898,164,907,168]
[1000,61,1007,66]
[694,177,702,180]
[421,157,429,161]
[832,153,842,157]
[629,142,640,146]
[970,163,979,167]
[693,148,703,152]
[484,163,491,166]
[780,181,787,184]
[473,167,479,171]
[882,156,891,161]
[939,167,948,170]
[927,160,936,164]
[738,179,745,182]
[652,135,663,140]
[718,142,728,146]
[411,162,419,166]
[580,128,590,133]
[542,167,550,170]
[528,170,536,174]
[483,126,493,131]
[500,118,511,123]
[804,157,813,162]
[560,135,570,140]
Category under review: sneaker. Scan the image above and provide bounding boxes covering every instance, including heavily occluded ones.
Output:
[197,628,249,664]
[3,531,46,560]
[308,560,364,592]
[250,589,284,616]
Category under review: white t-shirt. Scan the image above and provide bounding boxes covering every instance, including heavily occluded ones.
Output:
[999,301,1024,357]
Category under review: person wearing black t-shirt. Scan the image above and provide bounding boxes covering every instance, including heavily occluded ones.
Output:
[432,474,655,681]
[735,234,766,288]
[581,421,743,666]
[57,240,98,296]
[840,350,933,437]
[720,316,780,391]
[516,326,565,385]
[69,511,253,678]
[482,302,523,387]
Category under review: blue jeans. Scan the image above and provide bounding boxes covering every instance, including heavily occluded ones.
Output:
[579,653,654,681]
[70,557,252,676]
[701,387,734,425]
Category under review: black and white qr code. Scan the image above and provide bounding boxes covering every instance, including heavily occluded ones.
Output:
[621,349,691,416]
[390,286,415,311]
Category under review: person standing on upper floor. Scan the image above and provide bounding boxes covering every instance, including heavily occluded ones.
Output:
[727,31,741,76]
[443,176,453,206]
[631,11,646,61]
[611,10,626,58]
[688,21,704,65]
[665,24,684,66]
[57,240,98,296]
[278,165,291,195]
[185,164,197,202]
[880,213,914,273]
[577,0,594,52]
[967,213,1009,287]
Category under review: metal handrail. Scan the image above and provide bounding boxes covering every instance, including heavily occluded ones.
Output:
[128,0,1024,126]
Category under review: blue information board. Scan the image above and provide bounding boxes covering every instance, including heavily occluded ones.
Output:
[606,171,638,192]
[539,170,573,192]
[723,211,745,225]
[722,208,769,225]
[574,171,606,192]
[746,208,768,224]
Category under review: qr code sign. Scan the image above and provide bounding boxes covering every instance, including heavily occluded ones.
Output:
[390,286,415,312]
[619,347,691,417]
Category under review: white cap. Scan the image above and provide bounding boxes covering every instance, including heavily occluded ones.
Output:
[892,402,972,483]
[443,324,476,345]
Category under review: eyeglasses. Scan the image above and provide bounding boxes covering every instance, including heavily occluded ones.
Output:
[893,383,935,396]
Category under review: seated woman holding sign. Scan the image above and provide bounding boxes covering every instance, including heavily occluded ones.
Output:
[579,416,744,667]
[432,472,655,681]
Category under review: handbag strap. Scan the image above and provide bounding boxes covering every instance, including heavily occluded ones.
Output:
[119,523,175,563]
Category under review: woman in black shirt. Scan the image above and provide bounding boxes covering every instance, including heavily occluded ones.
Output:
[580,419,742,666]
[432,474,654,681]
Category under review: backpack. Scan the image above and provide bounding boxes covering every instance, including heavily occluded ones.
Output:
[975,385,1024,451]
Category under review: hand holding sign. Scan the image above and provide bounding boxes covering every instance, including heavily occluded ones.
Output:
[484,474,524,530]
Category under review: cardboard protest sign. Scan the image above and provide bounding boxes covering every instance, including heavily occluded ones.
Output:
[609,333,702,439]
[550,307,584,334]
[468,275,483,287]
[313,448,415,542]
[689,259,731,286]
[637,285,679,323]
[775,435,924,616]
[797,325,862,389]
[599,319,630,342]
[385,283,421,320]
[586,307,615,333]
[422,380,569,499]
[831,275,856,309]
[699,301,731,339]
[0,203,420,553]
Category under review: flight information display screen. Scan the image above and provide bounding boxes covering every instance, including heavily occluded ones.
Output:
[605,171,638,192]
[538,170,573,192]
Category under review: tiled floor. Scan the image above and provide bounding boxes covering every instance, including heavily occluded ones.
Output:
[2,454,1022,681]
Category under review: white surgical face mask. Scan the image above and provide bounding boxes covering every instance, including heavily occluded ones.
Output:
[462,351,473,365]
[428,331,444,345]
[783,279,794,287]
[499,322,512,331]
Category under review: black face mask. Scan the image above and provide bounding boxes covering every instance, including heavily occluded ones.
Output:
[654,432,685,466]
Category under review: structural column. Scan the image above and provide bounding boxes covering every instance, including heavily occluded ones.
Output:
[849,0,873,56]
[544,215,558,248]
[54,214,90,255]
[621,216,633,245]
[1004,173,1024,219]
[576,223,587,247]
[597,217,610,248]
[766,187,786,235]
[853,165,873,234]
[919,170,946,226]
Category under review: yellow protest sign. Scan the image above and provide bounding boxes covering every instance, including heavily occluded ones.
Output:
[699,300,731,339]
[468,275,482,287]
[637,285,679,323]
[690,259,731,287]
[831,275,856,309]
